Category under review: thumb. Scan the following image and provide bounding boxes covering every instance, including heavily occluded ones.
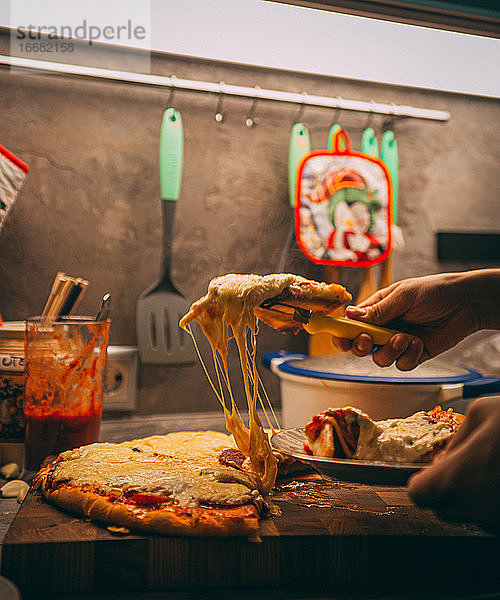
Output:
[346,291,408,326]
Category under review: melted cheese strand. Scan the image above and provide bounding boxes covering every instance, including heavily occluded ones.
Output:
[187,317,276,493]
[186,326,225,410]
[188,324,241,433]
[247,330,277,492]
[213,350,227,408]
[186,325,234,416]
[186,327,252,456]
[217,332,251,456]
[245,342,280,432]
[179,274,351,494]
[248,322,279,431]
[244,342,274,431]
[256,371,280,432]
[215,350,244,422]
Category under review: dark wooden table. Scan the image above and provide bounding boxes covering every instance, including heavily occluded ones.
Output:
[1,413,499,600]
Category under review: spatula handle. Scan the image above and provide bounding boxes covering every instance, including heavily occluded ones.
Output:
[361,127,379,157]
[327,124,344,151]
[160,108,183,202]
[381,131,398,222]
[304,314,416,346]
[159,108,183,290]
[288,123,310,208]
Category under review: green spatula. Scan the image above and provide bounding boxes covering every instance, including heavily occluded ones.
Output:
[136,108,194,364]
[277,122,310,271]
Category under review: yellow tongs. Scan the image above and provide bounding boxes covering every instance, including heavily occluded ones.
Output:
[259,299,415,345]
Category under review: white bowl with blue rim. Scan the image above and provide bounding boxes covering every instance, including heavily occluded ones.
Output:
[263,351,500,428]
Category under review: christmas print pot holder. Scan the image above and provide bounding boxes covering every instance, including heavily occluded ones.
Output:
[295,129,392,267]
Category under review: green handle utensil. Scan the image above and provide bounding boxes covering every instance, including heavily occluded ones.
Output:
[160,108,183,201]
[288,123,310,207]
[356,127,380,304]
[361,127,379,158]
[136,107,194,364]
[309,122,343,356]
[277,122,311,272]
[328,123,344,151]
[380,130,400,289]
[381,130,398,223]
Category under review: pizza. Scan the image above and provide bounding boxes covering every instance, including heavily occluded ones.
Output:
[34,273,351,538]
[35,431,265,539]
[304,405,464,464]
[181,273,351,336]
[179,273,351,494]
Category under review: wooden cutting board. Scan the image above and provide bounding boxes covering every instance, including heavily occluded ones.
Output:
[2,472,499,597]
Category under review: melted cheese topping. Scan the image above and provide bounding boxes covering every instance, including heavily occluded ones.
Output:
[180,274,308,351]
[180,275,288,493]
[179,273,351,492]
[358,412,455,463]
[51,437,258,507]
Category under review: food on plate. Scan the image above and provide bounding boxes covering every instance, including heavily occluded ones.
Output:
[179,274,351,493]
[304,405,464,464]
[35,431,266,539]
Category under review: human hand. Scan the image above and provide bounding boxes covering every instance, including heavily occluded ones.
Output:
[334,271,485,371]
[407,395,500,534]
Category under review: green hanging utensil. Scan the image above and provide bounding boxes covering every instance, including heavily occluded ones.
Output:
[381,130,398,223]
[355,127,380,304]
[159,108,184,201]
[278,122,310,271]
[309,122,344,356]
[328,123,345,150]
[361,127,379,157]
[136,108,194,364]
[288,123,311,209]
[380,130,403,288]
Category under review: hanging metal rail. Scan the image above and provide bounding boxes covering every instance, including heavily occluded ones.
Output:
[0,54,450,122]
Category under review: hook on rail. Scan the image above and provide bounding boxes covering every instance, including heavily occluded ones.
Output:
[292,91,308,124]
[166,75,177,114]
[214,81,225,123]
[245,86,261,127]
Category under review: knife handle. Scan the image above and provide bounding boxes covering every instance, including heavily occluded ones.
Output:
[304,314,416,346]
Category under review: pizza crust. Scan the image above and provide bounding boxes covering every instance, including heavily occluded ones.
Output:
[43,484,259,538]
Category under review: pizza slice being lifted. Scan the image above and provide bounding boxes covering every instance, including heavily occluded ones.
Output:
[179,273,351,494]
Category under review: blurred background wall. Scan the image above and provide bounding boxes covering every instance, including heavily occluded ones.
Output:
[0,31,499,413]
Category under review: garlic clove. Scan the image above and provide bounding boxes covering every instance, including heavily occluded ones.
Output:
[1,479,29,499]
[0,462,20,480]
[17,482,29,503]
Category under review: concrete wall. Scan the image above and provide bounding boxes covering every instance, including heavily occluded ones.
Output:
[1,35,499,413]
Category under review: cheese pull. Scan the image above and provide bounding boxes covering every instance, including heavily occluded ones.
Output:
[303,314,416,346]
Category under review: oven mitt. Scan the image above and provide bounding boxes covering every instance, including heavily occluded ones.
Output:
[295,128,392,267]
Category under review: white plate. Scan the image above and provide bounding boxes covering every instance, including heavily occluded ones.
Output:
[271,427,428,485]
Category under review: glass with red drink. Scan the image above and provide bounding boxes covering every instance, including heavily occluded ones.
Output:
[24,316,110,470]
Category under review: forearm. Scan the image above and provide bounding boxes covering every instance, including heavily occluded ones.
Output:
[455,269,500,330]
